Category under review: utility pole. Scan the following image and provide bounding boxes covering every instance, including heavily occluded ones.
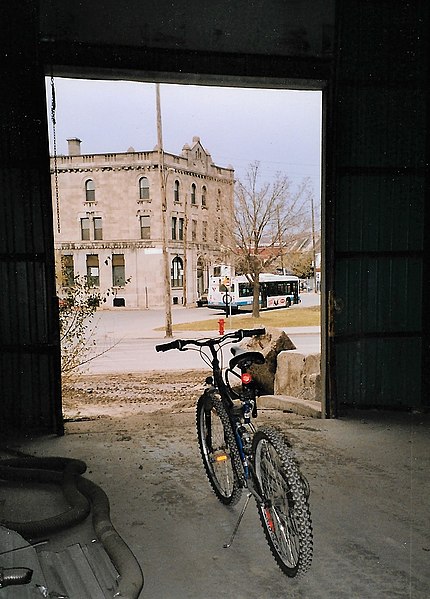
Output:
[182,193,188,307]
[156,83,173,337]
[311,193,317,293]
[277,205,284,274]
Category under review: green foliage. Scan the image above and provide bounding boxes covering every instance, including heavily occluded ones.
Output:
[286,252,314,279]
[59,274,130,374]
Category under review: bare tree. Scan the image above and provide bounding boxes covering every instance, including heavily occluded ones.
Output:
[232,162,312,317]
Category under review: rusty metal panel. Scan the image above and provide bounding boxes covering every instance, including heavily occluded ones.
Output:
[335,256,422,336]
[328,0,428,411]
[0,2,63,434]
[335,337,421,409]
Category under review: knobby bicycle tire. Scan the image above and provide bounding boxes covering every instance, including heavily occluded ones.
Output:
[252,426,313,577]
[196,392,243,506]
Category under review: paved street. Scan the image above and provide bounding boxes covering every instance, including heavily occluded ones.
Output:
[82,293,321,374]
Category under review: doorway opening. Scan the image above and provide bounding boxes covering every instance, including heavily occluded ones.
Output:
[45,77,323,411]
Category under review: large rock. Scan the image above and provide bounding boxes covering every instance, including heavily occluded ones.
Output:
[274,351,321,401]
[242,327,296,394]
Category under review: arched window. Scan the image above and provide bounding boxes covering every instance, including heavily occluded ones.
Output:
[191,183,196,205]
[171,256,183,287]
[85,179,95,202]
[139,177,150,200]
[201,185,207,207]
[174,180,180,202]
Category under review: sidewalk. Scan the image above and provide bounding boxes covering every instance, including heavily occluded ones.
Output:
[83,306,321,374]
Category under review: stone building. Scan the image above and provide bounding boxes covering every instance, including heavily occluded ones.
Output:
[51,136,234,308]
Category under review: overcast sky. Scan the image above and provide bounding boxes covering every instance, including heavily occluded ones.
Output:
[46,78,322,197]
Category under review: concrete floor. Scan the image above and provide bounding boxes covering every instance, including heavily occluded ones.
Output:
[2,407,429,598]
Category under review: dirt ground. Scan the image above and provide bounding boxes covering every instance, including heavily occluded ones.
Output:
[62,370,209,420]
[61,369,303,431]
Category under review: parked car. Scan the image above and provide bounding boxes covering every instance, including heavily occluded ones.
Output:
[196,289,208,307]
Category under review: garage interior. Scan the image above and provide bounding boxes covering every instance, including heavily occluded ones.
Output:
[0,2,429,597]
[2,1,429,434]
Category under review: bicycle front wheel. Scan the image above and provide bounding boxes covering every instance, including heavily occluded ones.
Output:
[196,393,243,506]
[253,426,313,577]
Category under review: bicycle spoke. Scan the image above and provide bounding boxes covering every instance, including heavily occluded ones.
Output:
[253,427,313,577]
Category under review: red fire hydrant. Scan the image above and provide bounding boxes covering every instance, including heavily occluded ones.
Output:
[218,318,225,335]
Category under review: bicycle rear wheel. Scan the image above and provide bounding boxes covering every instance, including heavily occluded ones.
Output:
[252,426,313,577]
[196,393,243,506]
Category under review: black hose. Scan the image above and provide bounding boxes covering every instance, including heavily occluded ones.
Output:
[0,457,90,537]
[0,457,144,598]
[78,476,144,599]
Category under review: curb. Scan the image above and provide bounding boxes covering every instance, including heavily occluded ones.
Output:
[259,394,322,418]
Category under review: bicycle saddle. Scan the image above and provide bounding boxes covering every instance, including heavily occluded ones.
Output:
[229,345,265,370]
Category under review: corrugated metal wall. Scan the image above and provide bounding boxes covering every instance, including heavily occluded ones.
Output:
[328,1,428,410]
[0,2,63,434]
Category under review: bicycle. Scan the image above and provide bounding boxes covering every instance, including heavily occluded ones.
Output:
[156,327,313,578]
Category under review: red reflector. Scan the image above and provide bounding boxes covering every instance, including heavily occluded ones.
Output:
[241,372,252,384]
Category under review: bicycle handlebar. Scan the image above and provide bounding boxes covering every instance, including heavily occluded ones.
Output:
[155,328,266,353]
[155,339,182,352]
[241,328,266,338]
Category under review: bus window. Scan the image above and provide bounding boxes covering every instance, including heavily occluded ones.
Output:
[238,283,253,297]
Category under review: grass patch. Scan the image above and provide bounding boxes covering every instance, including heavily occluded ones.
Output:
[164,305,320,332]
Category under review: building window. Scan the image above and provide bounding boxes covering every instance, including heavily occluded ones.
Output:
[171,256,183,287]
[81,217,90,240]
[174,180,180,202]
[112,254,125,287]
[93,217,103,240]
[191,220,197,241]
[217,189,221,211]
[202,186,207,207]
[140,215,151,239]
[191,183,196,205]
[139,177,150,200]
[178,217,184,241]
[85,179,95,202]
[61,255,74,287]
[202,221,207,242]
[86,254,99,287]
[171,216,177,240]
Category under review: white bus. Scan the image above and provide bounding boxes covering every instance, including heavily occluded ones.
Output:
[207,273,300,312]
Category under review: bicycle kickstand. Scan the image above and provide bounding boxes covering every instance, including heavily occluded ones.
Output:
[223,493,252,549]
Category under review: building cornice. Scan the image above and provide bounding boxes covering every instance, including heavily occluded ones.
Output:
[50,163,233,184]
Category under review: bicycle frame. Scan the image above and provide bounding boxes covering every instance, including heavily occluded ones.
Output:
[199,339,265,499]
[156,328,313,576]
